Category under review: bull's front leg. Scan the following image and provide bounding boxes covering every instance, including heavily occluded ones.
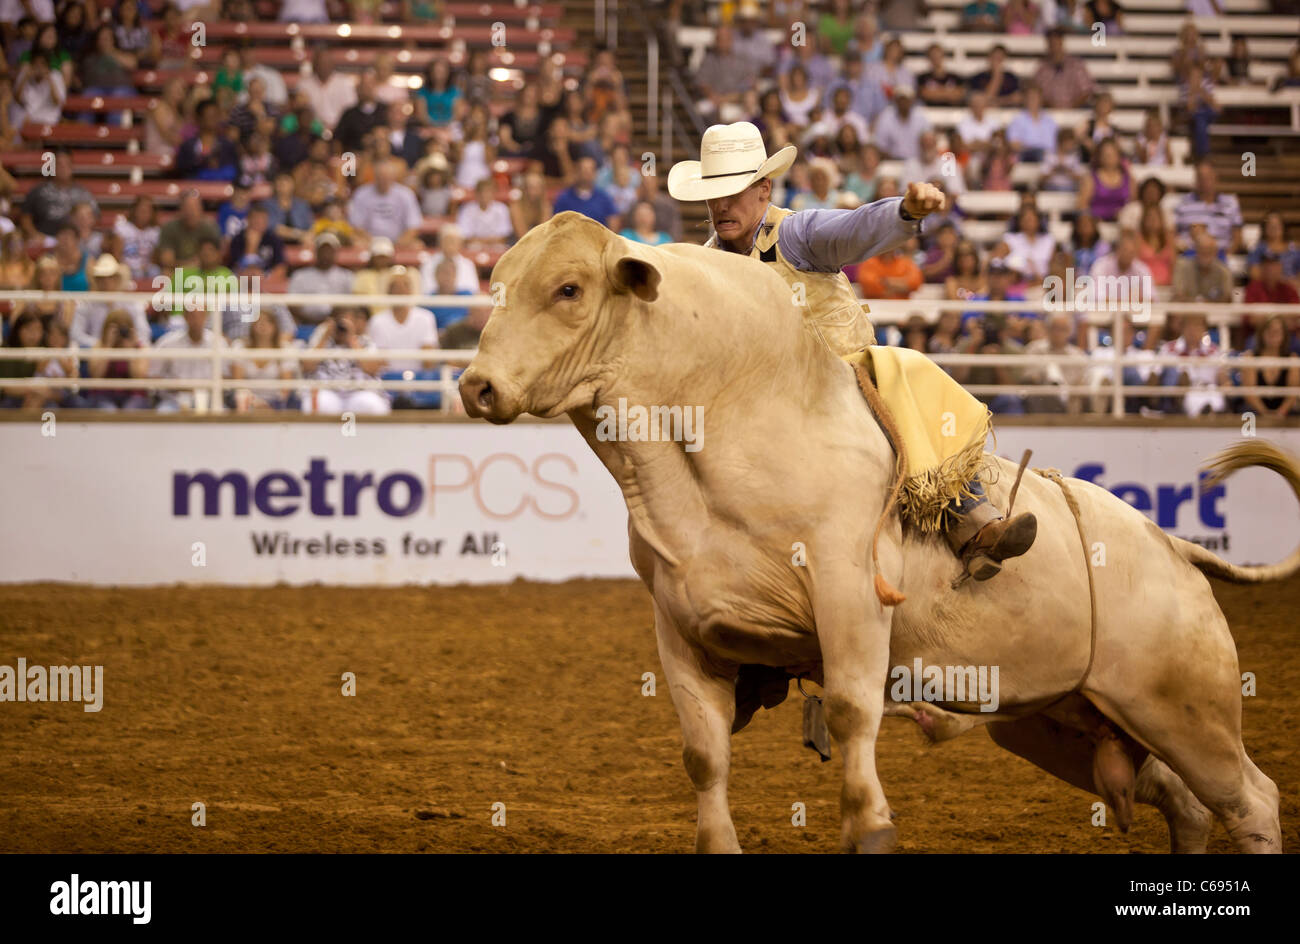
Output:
[813,556,896,853]
[653,600,741,853]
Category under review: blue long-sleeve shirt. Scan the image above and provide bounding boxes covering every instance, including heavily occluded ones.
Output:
[733,197,921,272]
[781,197,921,271]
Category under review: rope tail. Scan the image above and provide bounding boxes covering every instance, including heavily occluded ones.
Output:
[853,361,908,607]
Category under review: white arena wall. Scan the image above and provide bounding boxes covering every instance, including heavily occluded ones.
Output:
[3,420,1299,585]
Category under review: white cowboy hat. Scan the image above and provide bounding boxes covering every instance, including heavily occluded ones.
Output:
[667,121,797,202]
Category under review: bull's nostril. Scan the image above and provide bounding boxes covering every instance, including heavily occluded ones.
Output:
[477,381,494,409]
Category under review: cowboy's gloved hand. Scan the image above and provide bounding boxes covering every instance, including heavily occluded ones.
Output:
[902,181,946,218]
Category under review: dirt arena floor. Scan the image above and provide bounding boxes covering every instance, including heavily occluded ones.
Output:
[1,575,1296,854]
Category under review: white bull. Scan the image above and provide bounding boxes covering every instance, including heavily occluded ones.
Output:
[460,212,1290,853]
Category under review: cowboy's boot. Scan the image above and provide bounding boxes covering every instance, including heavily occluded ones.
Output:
[944,500,1038,582]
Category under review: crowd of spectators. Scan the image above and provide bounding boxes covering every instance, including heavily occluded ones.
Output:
[681,1,1300,416]
[0,0,662,413]
[0,0,1298,417]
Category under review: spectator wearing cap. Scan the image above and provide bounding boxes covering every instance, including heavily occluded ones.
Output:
[1244,251,1300,337]
[71,254,151,348]
[218,177,256,241]
[553,157,620,229]
[1173,159,1243,254]
[21,148,97,237]
[420,224,479,296]
[157,191,222,270]
[176,99,240,182]
[456,179,514,244]
[354,235,397,312]
[1034,27,1096,108]
[288,232,356,326]
[367,267,440,381]
[347,159,423,247]
[226,204,284,276]
[150,306,229,413]
[872,87,930,161]
[1173,229,1234,305]
[1006,85,1058,162]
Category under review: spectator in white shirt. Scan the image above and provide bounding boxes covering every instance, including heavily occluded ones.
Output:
[348,160,423,246]
[455,179,513,244]
[14,53,65,126]
[279,0,329,23]
[366,267,440,380]
[956,90,1000,160]
[288,232,357,325]
[240,44,288,108]
[871,87,930,160]
[151,307,228,412]
[420,223,479,295]
[298,49,356,131]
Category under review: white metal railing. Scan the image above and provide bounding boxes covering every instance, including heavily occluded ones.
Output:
[3,292,1300,417]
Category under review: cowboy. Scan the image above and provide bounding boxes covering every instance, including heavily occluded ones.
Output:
[668,121,1036,581]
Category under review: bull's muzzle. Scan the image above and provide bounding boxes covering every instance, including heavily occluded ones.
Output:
[459,367,511,423]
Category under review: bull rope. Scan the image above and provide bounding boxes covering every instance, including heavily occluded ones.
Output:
[1030,468,1100,694]
[851,361,908,607]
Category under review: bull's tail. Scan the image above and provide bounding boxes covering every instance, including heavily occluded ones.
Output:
[1170,439,1300,584]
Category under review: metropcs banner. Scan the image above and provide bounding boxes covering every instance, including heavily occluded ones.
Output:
[2,422,1299,585]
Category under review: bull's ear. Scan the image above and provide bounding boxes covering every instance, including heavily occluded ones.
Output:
[606,240,661,302]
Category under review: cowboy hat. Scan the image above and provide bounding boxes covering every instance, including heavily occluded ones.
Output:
[667,121,797,202]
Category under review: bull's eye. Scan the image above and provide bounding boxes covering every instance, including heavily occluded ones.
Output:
[556,283,580,300]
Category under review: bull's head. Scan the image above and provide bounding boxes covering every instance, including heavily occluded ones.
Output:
[459,212,662,423]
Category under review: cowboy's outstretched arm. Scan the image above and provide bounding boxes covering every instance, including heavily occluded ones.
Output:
[779,182,946,273]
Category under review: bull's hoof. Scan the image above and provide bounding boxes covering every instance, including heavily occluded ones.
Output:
[842,824,897,854]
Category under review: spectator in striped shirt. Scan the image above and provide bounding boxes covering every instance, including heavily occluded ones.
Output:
[1173,159,1243,254]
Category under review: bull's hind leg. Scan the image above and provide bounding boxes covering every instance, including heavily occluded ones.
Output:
[653,601,742,854]
[1088,616,1281,853]
[988,716,1215,851]
[1135,757,1215,853]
